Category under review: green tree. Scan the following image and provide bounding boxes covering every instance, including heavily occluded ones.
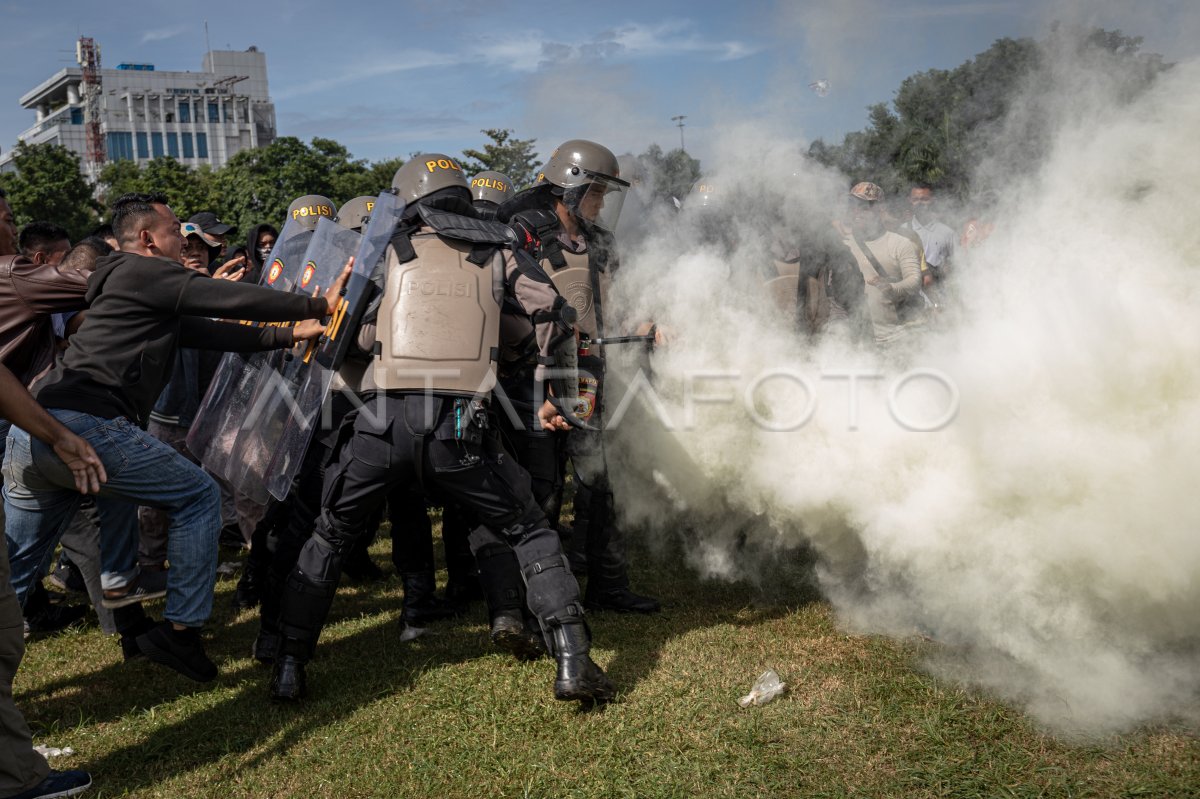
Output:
[331,157,403,201]
[637,144,701,205]
[207,136,366,236]
[98,157,214,221]
[461,129,539,188]
[0,142,99,240]
[808,27,1167,199]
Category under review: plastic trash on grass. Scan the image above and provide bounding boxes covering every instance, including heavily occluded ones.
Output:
[34,745,75,758]
[738,669,787,708]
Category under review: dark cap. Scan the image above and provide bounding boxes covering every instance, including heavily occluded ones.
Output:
[188,211,235,236]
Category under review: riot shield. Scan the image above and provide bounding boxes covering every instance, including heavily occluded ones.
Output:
[186,216,315,482]
[222,217,363,502]
[316,191,405,370]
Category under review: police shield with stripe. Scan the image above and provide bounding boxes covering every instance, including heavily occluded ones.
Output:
[225,215,363,502]
[187,195,337,483]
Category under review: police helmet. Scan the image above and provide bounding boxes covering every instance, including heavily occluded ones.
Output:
[286,195,338,232]
[536,139,629,232]
[392,155,470,204]
[336,195,376,232]
[469,171,514,207]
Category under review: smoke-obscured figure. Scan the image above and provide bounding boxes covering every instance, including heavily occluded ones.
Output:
[841,182,927,348]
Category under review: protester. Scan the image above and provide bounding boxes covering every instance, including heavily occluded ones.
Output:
[841,182,925,346]
[16,223,70,267]
[137,222,244,589]
[0,361,98,799]
[3,192,348,682]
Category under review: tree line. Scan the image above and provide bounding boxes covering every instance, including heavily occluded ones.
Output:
[0,126,701,243]
[807,26,1170,202]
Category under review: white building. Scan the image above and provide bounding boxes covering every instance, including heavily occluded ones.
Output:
[1,46,276,177]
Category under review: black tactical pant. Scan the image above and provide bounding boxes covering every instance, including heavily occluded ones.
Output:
[252,393,354,635]
[277,393,586,660]
[503,428,566,529]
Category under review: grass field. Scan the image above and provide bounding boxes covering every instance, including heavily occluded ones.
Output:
[16,530,1199,799]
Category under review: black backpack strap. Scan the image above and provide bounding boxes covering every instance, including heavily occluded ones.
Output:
[851,231,893,282]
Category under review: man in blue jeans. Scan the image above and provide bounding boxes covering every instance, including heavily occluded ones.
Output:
[3,193,349,682]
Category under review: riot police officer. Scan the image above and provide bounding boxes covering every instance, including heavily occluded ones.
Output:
[495,139,661,615]
[270,155,614,705]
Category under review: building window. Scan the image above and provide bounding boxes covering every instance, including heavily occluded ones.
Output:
[70,108,84,125]
[106,132,134,161]
[196,132,208,158]
[179,102,191,123]
[208,103,220,123]
[167,133,179,158]
[151,132,164,158]
[136,132,149,159]
[182,133,194,158]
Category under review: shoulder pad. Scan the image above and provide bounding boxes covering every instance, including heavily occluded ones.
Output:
[418,205,516,247]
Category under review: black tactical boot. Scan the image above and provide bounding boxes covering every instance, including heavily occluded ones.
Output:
[400,572,458,626]
[231,563,262,611]
[490,609,547,661]
[550,622,615,704]
[270,654,307,701]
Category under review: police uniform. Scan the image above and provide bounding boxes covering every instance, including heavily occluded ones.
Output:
[270,156,614,705]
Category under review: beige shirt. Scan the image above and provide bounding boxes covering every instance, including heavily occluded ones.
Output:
[845,231,923,342]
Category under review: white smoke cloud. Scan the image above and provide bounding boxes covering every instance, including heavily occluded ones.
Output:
[598,29,1200,737]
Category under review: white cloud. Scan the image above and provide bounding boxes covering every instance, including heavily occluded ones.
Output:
[140,26,188,44]
[273,50,464,100]
[483,19,760,73]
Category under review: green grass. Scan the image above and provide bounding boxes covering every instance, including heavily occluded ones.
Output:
[16,531,1199,799]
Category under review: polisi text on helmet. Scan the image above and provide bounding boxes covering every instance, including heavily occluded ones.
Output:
[472,177,508,193]
[425,158,463,174]
[293,204,334,220]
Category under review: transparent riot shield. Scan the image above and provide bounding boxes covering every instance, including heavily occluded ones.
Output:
[224,216,363,502]
[316,191,405,370]
[186,216,314,482]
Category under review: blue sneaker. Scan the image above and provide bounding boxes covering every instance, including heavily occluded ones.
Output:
[6,769,92,798]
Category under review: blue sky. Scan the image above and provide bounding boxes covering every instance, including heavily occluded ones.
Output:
[1,0,1195,166]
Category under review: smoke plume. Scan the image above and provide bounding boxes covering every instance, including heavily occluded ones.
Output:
[599,27,1200,737]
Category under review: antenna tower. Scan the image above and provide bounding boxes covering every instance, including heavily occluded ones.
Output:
[76,36,106,176]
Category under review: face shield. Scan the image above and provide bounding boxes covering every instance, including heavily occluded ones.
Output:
[563,172,629,233]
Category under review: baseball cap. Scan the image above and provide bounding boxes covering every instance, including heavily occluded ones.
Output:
[188,211,235,236]
[849,182,883,203]
[180,222,221,248]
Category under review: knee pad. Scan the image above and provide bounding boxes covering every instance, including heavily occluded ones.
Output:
[516,527,582,621]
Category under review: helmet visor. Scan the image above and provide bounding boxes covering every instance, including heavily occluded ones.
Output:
[566,172,628,233]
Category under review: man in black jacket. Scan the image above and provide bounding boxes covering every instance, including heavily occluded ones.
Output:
[2,193,348,682]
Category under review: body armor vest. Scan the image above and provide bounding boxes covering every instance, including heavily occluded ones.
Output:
[546,246,610,342]
[373,232,503,396]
